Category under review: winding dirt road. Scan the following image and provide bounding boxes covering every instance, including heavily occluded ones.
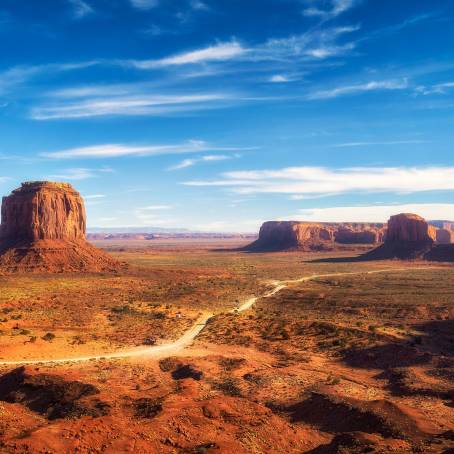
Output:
[0,267,431,366]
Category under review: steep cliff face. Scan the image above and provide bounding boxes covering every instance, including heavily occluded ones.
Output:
[364,213,434,260]
[435,229,454,245]
[0,182,121,273]
[0,182,86,241]
[386,214,433,243]
[245,221,385,252]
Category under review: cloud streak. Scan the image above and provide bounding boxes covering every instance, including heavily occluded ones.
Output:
[68,0,94,19]
[302,0,360,20]
[31,93,230,120]
[308,79,408,99]
[183,166,454,196]
[293,203,454,223]
[130,41,246,69]
[42,140,253,159]
[169,154,237,170]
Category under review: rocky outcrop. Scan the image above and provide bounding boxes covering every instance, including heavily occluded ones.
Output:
[435,228,454,245]
[245,221,385,252]
[0,182,121,273]
[335,226,384,245]
[0,182,86,242]
[364,213,434,260]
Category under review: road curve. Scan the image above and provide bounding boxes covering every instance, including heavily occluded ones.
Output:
[0,267,432,366]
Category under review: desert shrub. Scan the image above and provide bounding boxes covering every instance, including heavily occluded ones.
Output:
[42,332,56,342]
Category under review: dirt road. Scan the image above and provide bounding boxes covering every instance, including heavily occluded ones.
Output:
[0,267,430,365]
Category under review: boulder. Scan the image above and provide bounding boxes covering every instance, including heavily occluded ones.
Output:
[0,182,121,273]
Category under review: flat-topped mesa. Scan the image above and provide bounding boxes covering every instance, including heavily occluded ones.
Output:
[0,181,121,273]
[244,221,385,252]
[0,181,86,242]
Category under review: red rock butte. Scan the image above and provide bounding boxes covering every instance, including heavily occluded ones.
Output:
[364,213,436,260]
[0,181,121,273]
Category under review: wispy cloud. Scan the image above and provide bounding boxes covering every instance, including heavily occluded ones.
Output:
[48,167,112,180]
[183,166,454,196]
[416,81,454,96]
[302,0,360,20]
[169,154,238,170]
[129,41,246,69]
[331,140,428,148]
[292,203,454,223]
[42,140,252,159]
[130,0,159,10]
[31,93,230,120]
[128,25,359,71]
[366,12,441,40]
[190,0,209,11]
[68,0,94,19]
[308,79,408,99]
[84,194,106,199]
[140,205,173,210]
[0,62,98,96]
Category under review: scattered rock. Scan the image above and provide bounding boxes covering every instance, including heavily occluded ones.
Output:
[134,397,163,418]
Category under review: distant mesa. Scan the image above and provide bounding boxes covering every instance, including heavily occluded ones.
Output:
[244,221,386,252]
[0,181,121,273]
[363,213,434,260]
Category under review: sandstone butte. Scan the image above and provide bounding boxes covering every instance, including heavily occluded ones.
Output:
[244,220,386,252]
[0,181,121,273]
[364,213,454,261]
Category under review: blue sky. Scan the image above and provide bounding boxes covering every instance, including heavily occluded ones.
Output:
[1,0,454,232]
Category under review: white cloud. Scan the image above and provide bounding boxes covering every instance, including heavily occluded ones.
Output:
[190,0,209,11]
[130,0,159,10]
[130,41,246,69]
[292,204,454,223]
[0,62,98,96]
[269,75,291,83]
[169,154,236,170]
[68,0,94,19]
[256,25,359,62]
[84,194,106,199]
[416,81,454,96]
[49,168,98,180]
[183,166,454,196]
[308,79,408,99]
[42,140,251,159]
[140,205,173,210]
[331,140,428,148]
[302,0,359,19]
[31,93,229,120]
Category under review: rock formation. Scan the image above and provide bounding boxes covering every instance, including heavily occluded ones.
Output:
[244,221,385,252]
[435,228,454,245]
[364,213,434,260]
[0,182,121,273]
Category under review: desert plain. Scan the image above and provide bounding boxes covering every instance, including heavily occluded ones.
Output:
[0,238,453,453]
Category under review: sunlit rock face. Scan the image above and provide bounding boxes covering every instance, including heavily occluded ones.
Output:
[364,213,435,260]
[0,182,121,273]
[245,221,385,252]
[0,182,86,242]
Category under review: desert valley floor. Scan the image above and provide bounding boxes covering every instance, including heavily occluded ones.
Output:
[0,239,454,453]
